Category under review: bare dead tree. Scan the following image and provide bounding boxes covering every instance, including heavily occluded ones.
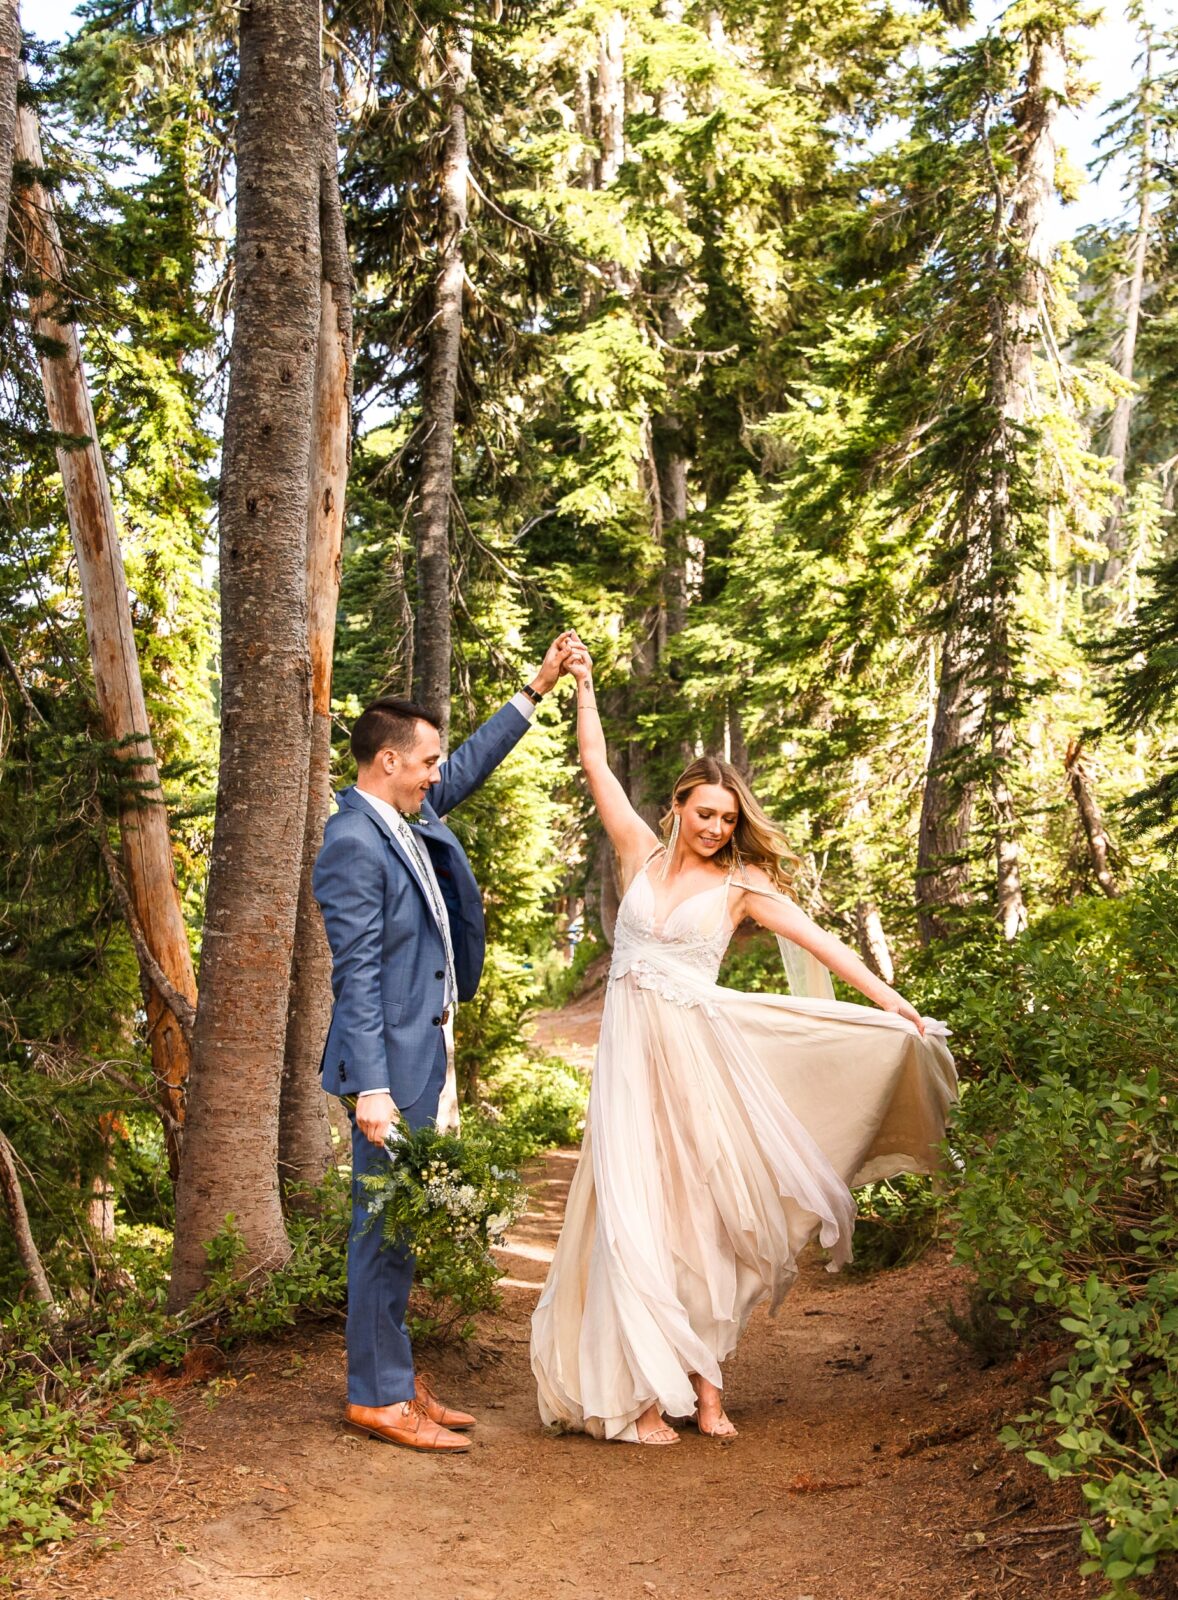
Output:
[13,79,198,1171]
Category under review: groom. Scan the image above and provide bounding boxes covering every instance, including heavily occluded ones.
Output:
[313,634,573,1453]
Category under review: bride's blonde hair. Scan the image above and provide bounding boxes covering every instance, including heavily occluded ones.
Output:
[661,757,799,895]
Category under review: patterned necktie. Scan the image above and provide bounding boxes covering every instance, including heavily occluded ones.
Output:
[397,817,457,1008]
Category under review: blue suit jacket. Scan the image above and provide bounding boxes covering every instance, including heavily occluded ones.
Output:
[312,699,530,1108]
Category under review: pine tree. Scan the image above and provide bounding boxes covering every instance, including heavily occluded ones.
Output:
[169,0,325,1307]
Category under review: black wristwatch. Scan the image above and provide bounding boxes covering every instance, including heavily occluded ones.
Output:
[522,683,544,705]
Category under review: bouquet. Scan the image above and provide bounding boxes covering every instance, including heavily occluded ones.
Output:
[357,1118,527,1338]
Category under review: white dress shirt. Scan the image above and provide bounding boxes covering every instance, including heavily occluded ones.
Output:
[352,693,537,1102]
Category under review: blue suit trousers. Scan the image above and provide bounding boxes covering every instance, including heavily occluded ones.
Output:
[345,1036,448,1406]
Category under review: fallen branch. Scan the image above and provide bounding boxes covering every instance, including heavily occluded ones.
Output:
[960,1520,1082,1552]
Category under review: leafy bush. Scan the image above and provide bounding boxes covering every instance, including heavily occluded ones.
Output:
[485,1052,589,1155]
[535,931,605,1009]
[845,1174,943,1274]
[908,875,1178,1598]
[0,1180,351,1558]
[0,1072,581,1556]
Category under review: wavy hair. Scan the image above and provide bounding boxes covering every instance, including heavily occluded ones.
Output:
[661,756,799,894]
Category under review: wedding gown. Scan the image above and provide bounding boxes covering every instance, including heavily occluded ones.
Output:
[530,860,958,1441]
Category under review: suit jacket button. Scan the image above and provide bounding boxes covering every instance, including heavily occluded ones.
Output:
[432,1016,441,1026]
[435,970,444,980]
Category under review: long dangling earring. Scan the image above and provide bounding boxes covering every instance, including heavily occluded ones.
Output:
[659,812,680,880]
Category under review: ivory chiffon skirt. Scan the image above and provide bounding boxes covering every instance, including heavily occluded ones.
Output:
[530,969,957,1441]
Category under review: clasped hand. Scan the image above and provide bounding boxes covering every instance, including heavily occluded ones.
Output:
[357,1090,399,1146]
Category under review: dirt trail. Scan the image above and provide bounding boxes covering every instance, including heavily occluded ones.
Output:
[20,993,1109,1600]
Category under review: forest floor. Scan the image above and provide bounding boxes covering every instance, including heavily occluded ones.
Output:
[14,979,1129,1600]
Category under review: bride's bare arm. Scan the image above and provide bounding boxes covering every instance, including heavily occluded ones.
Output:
[568,646,658,872]
[737,869,926,1035]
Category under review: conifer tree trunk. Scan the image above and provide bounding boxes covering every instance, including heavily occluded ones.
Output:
[0,1128,54,1308]
[1064,739,1120,898]
[0,0,18,259]
[597,12,625,193]
[726,705,751,782]
[413,31,471,755]
[916,573,986,944]
[1104,36,1154,587]
[169,0,323,1308]
[87,1113,118,1242]
[280,75,353,1203]
[655,0,690,644]
[848,758,893,982]
[985,33,1064,941]
[13,91,198,1172]
[280,80,354,1203]
[917,32,1062,943]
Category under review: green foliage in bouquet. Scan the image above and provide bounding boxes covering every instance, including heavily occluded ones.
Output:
[359,1118,528,1341]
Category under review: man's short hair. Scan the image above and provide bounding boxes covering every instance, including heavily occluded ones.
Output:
[350,698,440,766]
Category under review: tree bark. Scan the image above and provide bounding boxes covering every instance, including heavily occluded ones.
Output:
[726,703,751,783]
[916,593,985,944]
[1104,35,1154,587]
[0,1127,55,1308]
[1064,738,1120,898]
[0,0,18,261]
[985,34,1064,941]
[87,1113,119,1243]
[412,31,471,755]
[655,0,690,646]
[848,757,894,982]
[279,77,354,1206]
[596,12,625,192]
[13,87,198,1174]
[169,0,322,1308]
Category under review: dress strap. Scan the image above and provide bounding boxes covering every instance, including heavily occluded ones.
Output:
[730,862,786,903]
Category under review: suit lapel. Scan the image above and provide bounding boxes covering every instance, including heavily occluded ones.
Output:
[336,787,434,915]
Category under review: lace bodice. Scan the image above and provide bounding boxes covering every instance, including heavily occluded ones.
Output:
[609,865,735,1010]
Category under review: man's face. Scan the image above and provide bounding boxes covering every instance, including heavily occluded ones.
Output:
[374,720,443,814]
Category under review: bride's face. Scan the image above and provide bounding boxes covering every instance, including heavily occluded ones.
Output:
[676,784,740,862]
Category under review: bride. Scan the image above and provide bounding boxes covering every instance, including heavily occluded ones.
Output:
[530,640,957,1446]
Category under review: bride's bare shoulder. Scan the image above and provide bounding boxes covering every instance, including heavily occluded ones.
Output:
[733,862,775,893]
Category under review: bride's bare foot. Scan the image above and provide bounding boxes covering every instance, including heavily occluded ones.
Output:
[634,1403,679,1445]
[690,1374,738,1438]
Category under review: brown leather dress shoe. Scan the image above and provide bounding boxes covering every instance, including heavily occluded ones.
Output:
[343,1398,470,1452]
[415,1372,476,1431]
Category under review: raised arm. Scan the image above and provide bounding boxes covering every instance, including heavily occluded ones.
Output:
[736,870,926,1035]
[567,643,658,874]
[429,631,574,815]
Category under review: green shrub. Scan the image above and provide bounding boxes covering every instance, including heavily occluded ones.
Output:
[485,1052,589,1155]
[0,1179,352,1558]
[0,1381,172,1552]
[909,875,1178,1598]
[846,1175,943,1274]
